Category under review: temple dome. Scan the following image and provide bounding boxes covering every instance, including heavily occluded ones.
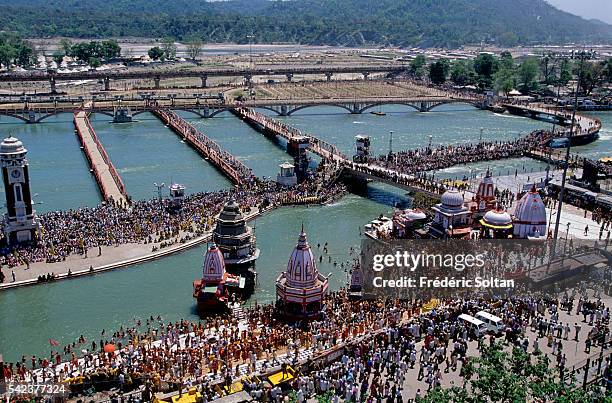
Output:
[403,209,427,221]
[202,243,226,281]
[0,136,26,156]
[285,227,318,288]
[441,189,465,210]
[513,186,547,238]
[483,209,512,226]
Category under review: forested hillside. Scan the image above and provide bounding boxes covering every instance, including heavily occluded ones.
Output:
[0,0,610,47]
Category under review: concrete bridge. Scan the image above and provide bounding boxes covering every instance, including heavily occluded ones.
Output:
[73,111,128,205]
[0,95,484,123]
[0,63,408,91]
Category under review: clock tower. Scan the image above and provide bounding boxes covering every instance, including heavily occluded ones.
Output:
[1,136,40,244]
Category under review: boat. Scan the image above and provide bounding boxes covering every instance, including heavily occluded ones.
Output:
[193,243,246,314]
[212,199,260,291]
[363,215,393,239]
[370,111,386,116]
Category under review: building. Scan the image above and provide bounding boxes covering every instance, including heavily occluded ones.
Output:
[1,137,40,244]
[474,169,496,214]
[513,185,547,239]
[276,226,329,318]
[429,189,473,239]
[277,162,297,187]
[193,243,243,313]
[479,209,513,239]
[168,183,185,209]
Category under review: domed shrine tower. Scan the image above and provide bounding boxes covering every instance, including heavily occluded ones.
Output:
[193,243,243,312]
[202,243,226,282]
[475,170,496,213]
[513,185,547,239]
[429,189,473,239]
[1,136,40,244]
[480,208,513,239]
[276,226,329,318]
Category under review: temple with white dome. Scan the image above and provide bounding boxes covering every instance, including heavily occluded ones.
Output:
[480,208,513,239]
[276,226,329,318]
[193,243,244,313]
[512,185,548,239]
[428,189,473,239]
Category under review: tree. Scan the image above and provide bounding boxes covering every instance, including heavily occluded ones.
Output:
[494,66,516,95]
[429,60,447,84]
[558,59,573,87]
[474,53,499,90]
[161,37,176,60]
[518,57,539,92]
[539,54,557,85]
[410,55,426,78]
[423,343,599,402]
[576,60,605,96]
[148,46,164,61]
[52,51,65,66]
[99,40,121,60]
[499,51,514,70]
[185,37,203,62]
[59,38,73,56]
[88,57,101,68]
[450,60,475,86]
[15,42,35,67]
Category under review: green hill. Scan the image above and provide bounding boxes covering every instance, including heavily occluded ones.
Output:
[0,0,610,47]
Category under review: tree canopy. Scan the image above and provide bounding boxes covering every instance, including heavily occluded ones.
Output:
[0,0,609,48]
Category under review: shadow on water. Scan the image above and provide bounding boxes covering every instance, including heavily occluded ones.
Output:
[363,183,412,209]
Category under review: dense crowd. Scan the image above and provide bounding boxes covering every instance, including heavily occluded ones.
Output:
[0,170,346,271]
[2,287,609,402]
[366,130,551,176]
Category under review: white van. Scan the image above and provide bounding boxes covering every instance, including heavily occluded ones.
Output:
[475,311,505,334]
[458,314,488,338]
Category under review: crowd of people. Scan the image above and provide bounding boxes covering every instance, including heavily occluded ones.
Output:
[1,287,609,402]
[0,168,346,273]
[365,129,551,177]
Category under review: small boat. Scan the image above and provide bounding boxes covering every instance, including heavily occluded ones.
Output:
[370,111,386,116]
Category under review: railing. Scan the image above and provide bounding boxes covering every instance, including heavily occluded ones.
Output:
[83,114,127,197]
[73,111,127,202]
[152,108,251,185]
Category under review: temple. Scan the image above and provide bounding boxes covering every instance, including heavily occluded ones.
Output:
[193,243,243,313]
[213,199,259,289]
[428,189,472,239]
[276,226,329,318]
[513,185,548,239]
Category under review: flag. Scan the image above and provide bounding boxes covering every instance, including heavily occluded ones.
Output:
[49,338,60,346]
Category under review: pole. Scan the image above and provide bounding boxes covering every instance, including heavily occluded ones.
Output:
[553,52,587,246]
[388,130,393,157]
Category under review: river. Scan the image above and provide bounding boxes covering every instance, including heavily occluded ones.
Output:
[0,105,609,362]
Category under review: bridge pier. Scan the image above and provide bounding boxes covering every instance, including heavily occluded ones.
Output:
[419,101,427,112]
[279,105,288,116]
[362,72,370,80]
[103,77,110,91]
[154,76,161,89]
[286,73,293,82]
[49,77,57,93]
[26,111,36,124]
[202,105,210,118]
[351,103,361,114]
[200,75,208,88]
[325,72,333,82]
